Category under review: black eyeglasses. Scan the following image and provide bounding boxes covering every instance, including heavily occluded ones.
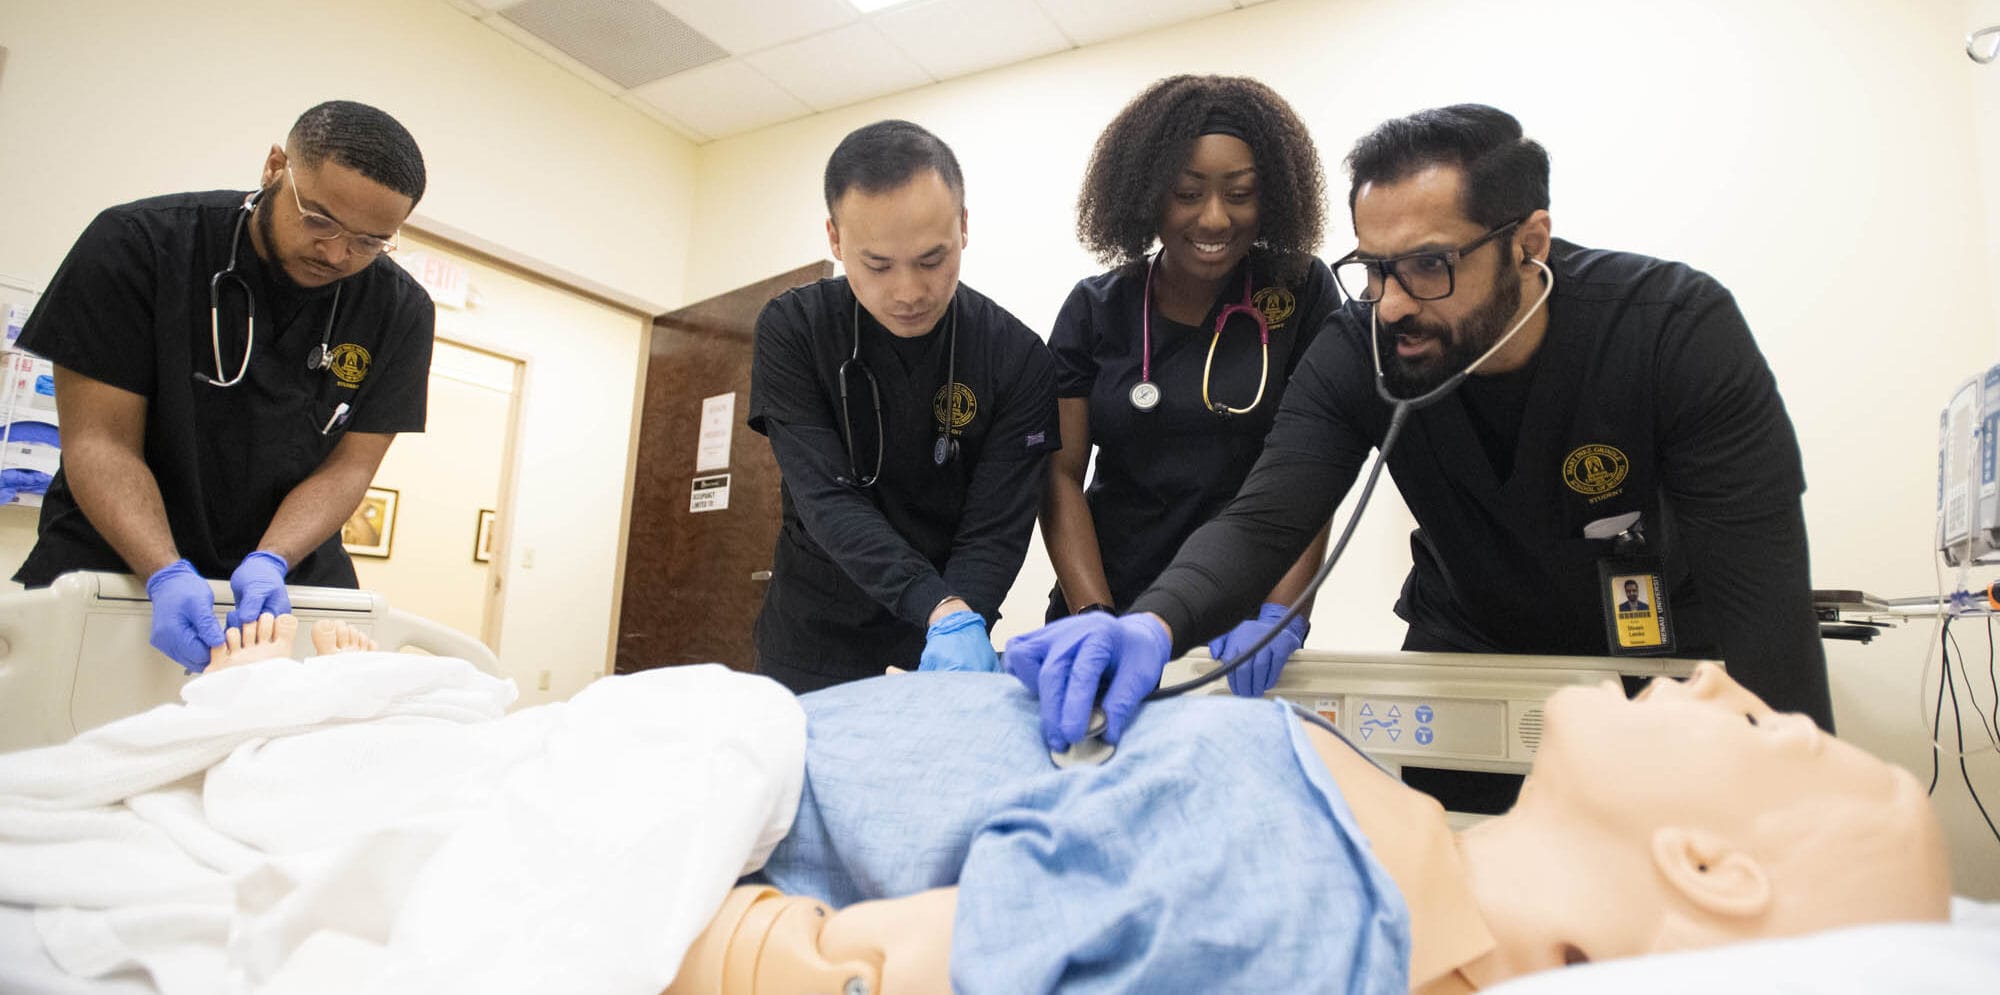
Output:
[1333,218,1524,303]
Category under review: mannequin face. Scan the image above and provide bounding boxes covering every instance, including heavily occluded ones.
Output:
[1482,662,1949,970]
[1528,664,1896,828]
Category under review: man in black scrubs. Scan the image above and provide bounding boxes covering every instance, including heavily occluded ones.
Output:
[748,120,1059,693]
[1008,104,1833,754]
[14,101,433,672]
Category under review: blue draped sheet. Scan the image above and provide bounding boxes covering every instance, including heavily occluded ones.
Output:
[754,673,1411,993]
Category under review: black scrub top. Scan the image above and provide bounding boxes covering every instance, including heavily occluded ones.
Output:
[1133,239,1833,728]
[1045,251,1337,619]
[748,277,1059,680]
[13,191,434,589]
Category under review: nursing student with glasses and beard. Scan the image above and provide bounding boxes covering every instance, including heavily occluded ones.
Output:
[1006,104,1833,772]
[1037,76,1341,699]
[13,101,434,676]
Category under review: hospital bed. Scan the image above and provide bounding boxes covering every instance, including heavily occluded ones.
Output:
[0,570,501,752]
[1171,647,1700,824]
[0,595,1991,994]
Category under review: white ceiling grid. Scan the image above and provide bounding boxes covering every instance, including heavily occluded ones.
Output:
[443,0,1277,143]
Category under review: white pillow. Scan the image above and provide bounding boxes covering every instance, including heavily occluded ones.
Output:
[1485,903,2000,995]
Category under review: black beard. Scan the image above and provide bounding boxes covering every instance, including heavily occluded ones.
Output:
[252,184,303,293]
[1376,258,1524,398]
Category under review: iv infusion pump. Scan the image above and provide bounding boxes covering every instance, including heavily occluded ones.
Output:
[1939,368,2000,565]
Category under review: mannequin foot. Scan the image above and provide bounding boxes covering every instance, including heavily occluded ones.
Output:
[207,613,300,672]
[310,619,377,655]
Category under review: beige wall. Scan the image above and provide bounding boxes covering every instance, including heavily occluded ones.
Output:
[399,232,648,709]
[0,0,696,308]
[349,340,515,647]
[687,0,2000,892]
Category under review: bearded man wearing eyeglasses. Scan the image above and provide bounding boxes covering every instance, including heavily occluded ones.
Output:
[13,101,433,674]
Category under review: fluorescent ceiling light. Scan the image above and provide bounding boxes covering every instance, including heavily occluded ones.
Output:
[849,0,917,13]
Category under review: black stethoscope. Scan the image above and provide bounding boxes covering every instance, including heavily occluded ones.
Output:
[1128,251,1269,416]
[1054,258,1557,766]
[835,294,960,488]
[198,190,342,388]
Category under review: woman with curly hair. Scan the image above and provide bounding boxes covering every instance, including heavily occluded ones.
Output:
[1039,74,1338,697]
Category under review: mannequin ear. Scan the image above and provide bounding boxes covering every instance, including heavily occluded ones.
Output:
[1650,826,1772,919]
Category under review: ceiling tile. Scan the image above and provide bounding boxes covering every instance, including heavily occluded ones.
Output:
[656,0,858,53]
[482,15,630,95]
[500,0,728,88]
[1037,0,1235,47]
[746,21,933,112]
[630,58,815,139]
[871,0,1072,81]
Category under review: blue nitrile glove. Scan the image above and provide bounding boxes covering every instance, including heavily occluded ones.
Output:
[146,559,225,672]
[1005,611,1171,750]
[1209,602,1311,698]
[919,609,1001,673]
[227,550,291,629]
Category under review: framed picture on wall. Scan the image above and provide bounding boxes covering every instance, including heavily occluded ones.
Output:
[473,508,497,563]
[342,486,398,559]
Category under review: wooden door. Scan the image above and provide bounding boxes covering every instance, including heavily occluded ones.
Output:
[616,261,833,673]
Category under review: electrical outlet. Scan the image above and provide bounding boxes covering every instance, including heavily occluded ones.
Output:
[537,670,550,691]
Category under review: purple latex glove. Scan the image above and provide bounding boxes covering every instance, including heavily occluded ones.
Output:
[1207,601,1310,698]
[227,550,291,629]
[147,559,225,672]
[1005,611,1171,749]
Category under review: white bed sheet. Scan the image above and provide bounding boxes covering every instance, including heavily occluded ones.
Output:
[0,657,805,995]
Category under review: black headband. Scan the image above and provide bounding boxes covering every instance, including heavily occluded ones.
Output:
[1199,107,1250,144]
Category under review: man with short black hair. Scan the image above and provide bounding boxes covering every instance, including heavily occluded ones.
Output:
[747,120,1059,692]
[1008,103,1832,756]
[15,101,435,672]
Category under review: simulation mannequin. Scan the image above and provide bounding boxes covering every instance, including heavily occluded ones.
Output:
[664,664,1949,993]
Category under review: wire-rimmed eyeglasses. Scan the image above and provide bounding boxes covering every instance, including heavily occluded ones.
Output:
[286,165,398,257]
[1332,218,1524,303]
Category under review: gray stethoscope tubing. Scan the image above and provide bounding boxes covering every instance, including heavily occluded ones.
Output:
[1144,257,1555,700]
[200,190,342,388]
[837,295,959,487]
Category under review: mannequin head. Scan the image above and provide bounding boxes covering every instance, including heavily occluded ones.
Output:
[1462,663,1949,979]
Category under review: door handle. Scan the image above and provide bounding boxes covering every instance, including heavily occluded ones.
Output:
[750,570,772,581]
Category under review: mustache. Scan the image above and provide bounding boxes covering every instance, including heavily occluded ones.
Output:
[1381,314,1451,341]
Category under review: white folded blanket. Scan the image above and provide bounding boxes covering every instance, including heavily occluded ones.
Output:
[0,655,806,995]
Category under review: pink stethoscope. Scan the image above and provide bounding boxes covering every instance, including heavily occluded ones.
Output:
[1131,251,1270,415]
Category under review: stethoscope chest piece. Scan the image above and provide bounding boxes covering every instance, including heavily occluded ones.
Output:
[306,344,330,371]
[1050,709,1115,768]
[1128,381,1161,412]
[933,435,952,466]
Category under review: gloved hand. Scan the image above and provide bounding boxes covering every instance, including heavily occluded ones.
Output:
[146,559,225,673]
[1005,611,1171,750]
[918,610,1000,673]
[1208,602,1310,698]
[227,550,291,629]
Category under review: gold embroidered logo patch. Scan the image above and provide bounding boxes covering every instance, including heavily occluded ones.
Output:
[328,343,371,388]
[934,382,976,433]
[1253,286,1296,328]
[1563,444,1629,496]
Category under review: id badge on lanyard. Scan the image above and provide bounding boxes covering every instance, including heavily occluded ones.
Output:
[1586,511,1675,656]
